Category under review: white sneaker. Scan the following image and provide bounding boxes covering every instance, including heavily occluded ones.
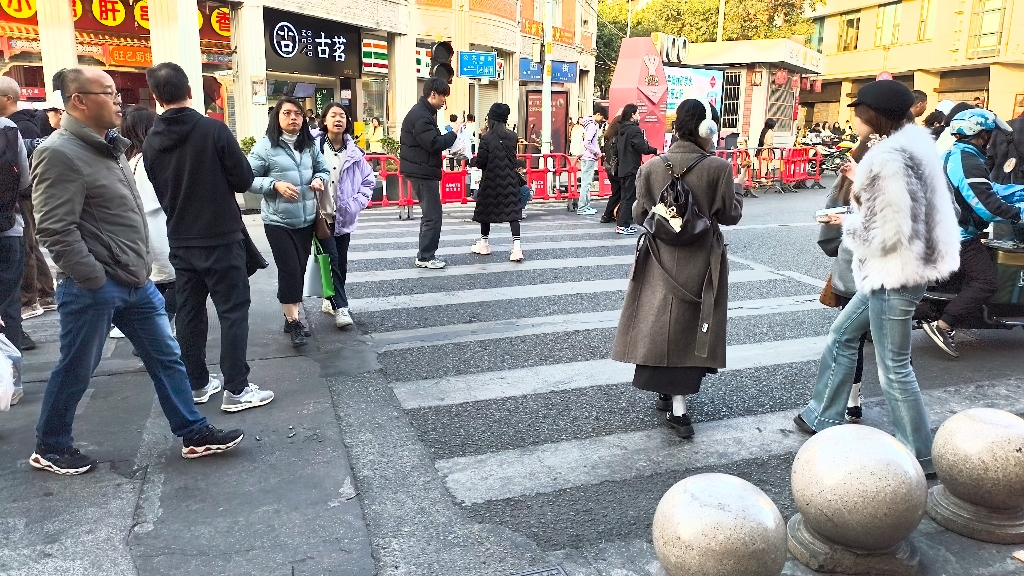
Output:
[192,376,223,404]
[415,258,447,269]
[10,386,23,406]
[335,307,354,328]
[109,327,126,338]
[577,207,597,215]
[509,240,524,262]
[321,299,335,315]
[220,384,274,413]
[21,303,43,320]
[470,238,491,255]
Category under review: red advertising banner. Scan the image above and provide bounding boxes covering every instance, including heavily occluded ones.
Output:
[0,0,230,41]
[525,90,568,155]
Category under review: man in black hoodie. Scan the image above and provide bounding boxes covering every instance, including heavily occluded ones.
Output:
[615,103,658,235]
[143,63,274,414]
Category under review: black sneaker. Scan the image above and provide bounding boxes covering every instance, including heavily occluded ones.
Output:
[282,319,312,337]
[285,319,308,347]
[655,394,672,412]
[845,405,863,423]
[666,413,694,438]
[922,321,959,357]
[600,216,615,224]
[182,424,244,459]
[793,413,817,435]
[20,330,36,351]
[30,446,96,475]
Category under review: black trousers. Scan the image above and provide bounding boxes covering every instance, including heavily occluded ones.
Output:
[942,237,999,327]
[617,173,638,227]
[155,281,177,319]
[410,178,443,261]
[0,236,24,351]
[602,176,622,220]
[264,223,314,304]
[169,241,251,394]
[320,232,351,309]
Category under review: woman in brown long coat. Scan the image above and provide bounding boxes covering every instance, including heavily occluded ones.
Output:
[612,99,745,438]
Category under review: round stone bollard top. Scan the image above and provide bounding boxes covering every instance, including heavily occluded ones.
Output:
[933,408,1024,510]
[653,473,787,576]
[791,425,927,551]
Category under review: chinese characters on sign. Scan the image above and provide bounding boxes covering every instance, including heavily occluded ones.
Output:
[263,8,360,78]
[211,7,230,37]
[92,0,125,27]
[457,51,497,79]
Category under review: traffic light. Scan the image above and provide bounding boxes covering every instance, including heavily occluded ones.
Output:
[430,41,455,84]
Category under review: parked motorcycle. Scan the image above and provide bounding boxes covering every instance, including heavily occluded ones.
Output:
[915,236,1024,330]
[813,141,856,175]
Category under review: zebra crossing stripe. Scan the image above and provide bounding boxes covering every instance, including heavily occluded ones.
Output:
[350,227,613,246]
[435,378,1024,505]
[349,238,640,260]
[392,335,829,410]
[347,255,636,283]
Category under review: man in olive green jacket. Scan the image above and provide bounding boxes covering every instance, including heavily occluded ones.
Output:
[29,67,244,475]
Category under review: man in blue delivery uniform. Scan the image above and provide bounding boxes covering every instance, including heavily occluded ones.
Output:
[926,109,1024,357]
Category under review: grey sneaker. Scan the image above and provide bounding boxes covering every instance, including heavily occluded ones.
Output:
[221,384,274,413]
[192,376,223,404]
[335,307,354,328]
[415,258,447,269]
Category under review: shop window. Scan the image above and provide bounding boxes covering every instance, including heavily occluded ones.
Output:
[807,18,825,53]
[968,0,1006,57]
[875,2,901,47]
[838,12,861,52]
[361,77,388,126]
[918,0,936,40]
[721,70,742,130]
[767,71,795,134]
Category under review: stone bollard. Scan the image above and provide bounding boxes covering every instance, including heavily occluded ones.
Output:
[652,473,786,576]
[788,425,927,576]
[927,408,1024,544]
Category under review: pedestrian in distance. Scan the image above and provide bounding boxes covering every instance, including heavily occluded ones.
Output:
[910,90,929,120]
[399,77,460,270]
[0,104,32,406]
[316,102,374,329]
[615,103,658,235]
[142,62,273,410]
[248,96,330,348]
[576,105,608,216]
[599,114,623,224]
[794,80,962,475]
[569,117,585,158]
[612,98,744,439]
[30,67,244,475]
[366,116,385,154]
[816,139,871,424]
[469,103,525,262]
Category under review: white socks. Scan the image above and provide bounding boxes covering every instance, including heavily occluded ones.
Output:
[672,395,687,416]
[848,382,862,407]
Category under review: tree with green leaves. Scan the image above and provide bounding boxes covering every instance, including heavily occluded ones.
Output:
[597,0,821,98]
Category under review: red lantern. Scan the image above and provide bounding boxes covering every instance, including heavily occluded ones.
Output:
[774,68,788,85]
[813,79,822,93]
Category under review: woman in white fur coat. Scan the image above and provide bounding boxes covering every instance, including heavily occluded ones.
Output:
[794,81,961,474]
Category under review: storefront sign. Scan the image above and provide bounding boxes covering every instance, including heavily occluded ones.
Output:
[458,51,497,79]
[264,8,361,78]
[495,59,504,80]
[521,18,542,38]
[664,67,723,115]
[552,27,574,45]
[210,7,230,37]
[362,40,388,74]
[415,47,432,78]
[92,0,126,27]
[551,61,577,83]
[652,33,688,64]
[1,0,36,19]
[20,86,44,100]
[315,88,333,114]
[107,45,151,67]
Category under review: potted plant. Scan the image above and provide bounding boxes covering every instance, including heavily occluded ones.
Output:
[378,135,401,202]
[239,136,261,211]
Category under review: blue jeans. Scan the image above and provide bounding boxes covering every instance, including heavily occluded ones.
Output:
[800,285,934,473]
[578,160,596,210]
[35,277,207,453]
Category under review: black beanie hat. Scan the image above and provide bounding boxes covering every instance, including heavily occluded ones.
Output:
[487,102,511,124]
[847,80,916,122]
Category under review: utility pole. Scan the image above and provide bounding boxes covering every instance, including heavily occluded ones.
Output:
[626,0,632,38]
[542,0,553,154]
[717,0,726,42]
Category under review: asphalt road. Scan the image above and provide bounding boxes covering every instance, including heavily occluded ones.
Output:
[328,181,1024,576]
[4,178,1024,575]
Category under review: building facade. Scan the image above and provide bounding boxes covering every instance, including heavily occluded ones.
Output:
[2,0,598,142]
[803,0,1024,125]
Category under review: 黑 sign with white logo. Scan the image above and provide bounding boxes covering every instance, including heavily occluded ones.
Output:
[263,8,361,78]
[458,51,498,79]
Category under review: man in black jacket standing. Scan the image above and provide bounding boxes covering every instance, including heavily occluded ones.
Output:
[400,78,460,269]
[143,63,274,413]
[615,104,658,235]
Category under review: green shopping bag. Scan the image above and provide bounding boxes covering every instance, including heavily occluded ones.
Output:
[312,238,335,298]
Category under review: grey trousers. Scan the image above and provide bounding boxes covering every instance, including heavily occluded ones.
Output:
[411,178,443,261]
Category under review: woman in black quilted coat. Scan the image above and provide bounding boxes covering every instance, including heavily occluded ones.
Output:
[470,103,525,262]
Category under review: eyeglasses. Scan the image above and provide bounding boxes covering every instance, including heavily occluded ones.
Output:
[76,91,122,103]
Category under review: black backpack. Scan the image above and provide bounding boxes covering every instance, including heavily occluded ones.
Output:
[0,125,22,234]
[602,133,618,175]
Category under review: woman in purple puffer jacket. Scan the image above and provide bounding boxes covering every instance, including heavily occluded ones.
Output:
[316,103,375,329]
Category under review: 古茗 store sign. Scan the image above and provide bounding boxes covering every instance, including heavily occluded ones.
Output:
[651,33,688,64]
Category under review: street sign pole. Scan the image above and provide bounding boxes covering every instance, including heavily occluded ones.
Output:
[542,0,553,154]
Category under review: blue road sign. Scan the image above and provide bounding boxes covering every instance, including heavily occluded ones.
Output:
[458,51,498,79]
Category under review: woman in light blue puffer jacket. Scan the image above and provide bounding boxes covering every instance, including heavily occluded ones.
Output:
[248,97,330,347]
